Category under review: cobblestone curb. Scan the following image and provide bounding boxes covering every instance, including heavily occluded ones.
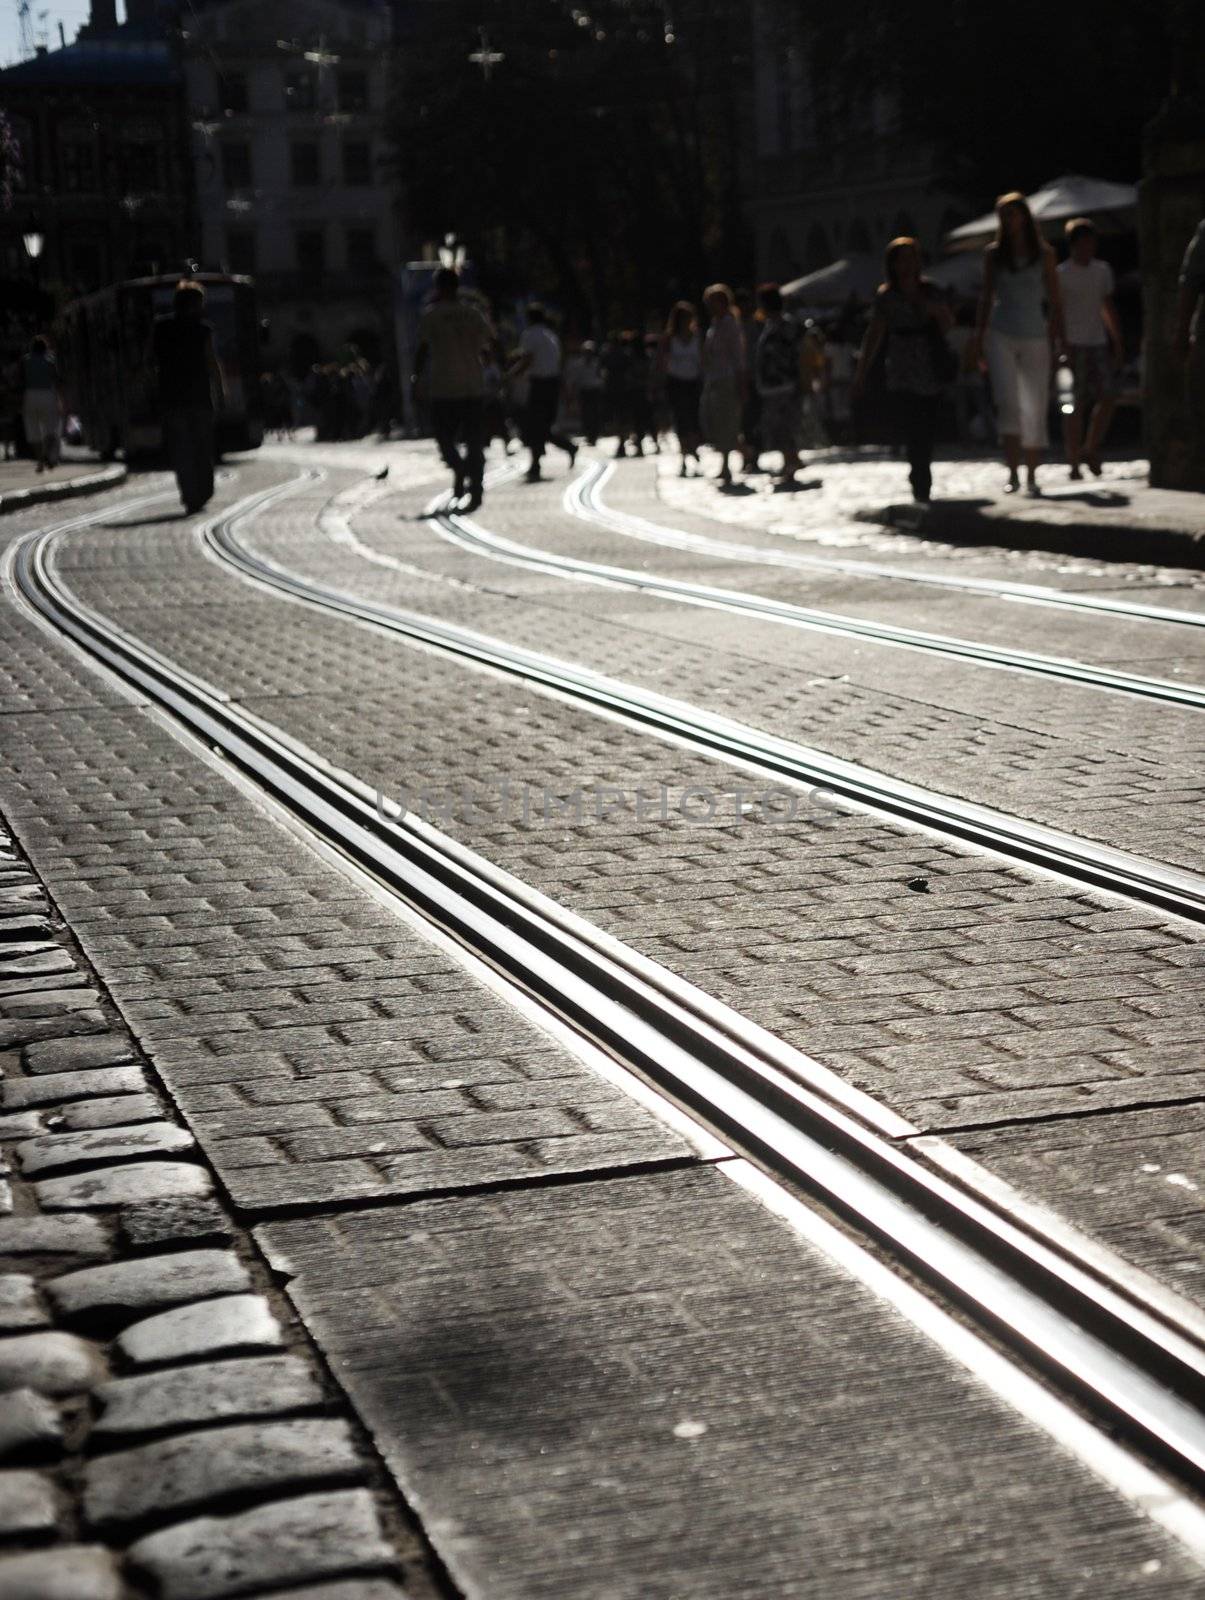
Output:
[0,815,436,1600]
[0,466,129,518]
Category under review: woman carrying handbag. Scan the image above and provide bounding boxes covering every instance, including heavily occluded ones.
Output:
[852,237,954,507]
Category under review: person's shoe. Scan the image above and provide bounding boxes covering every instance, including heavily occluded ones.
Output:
[464,485,483,512]
[1068,464,1083,481]
[1086,454,1103,477]
[679,460,689,478]
[1025,480,1042,498]
[566,442,578,469]
[524,467,542,483]
[1004,472,1020,494]
[453,472,467,501]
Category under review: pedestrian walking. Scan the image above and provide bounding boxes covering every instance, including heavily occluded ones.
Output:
[753,284,805,487]
[1058,219,1124,479]
[152,281,224,514]
[413,267,493,510]
[511,304,577,483]
[21,335,63,473]
[973,192,1064,496]
[659,301,703,476]
[700,284,746,487]
[577,340,605,444]
[852,237,954,507]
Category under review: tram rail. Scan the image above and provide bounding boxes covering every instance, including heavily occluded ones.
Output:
[417,460,1205,710]
[215,469,1205,921]
[572,458,1205,630]
[6,475,1205,1552]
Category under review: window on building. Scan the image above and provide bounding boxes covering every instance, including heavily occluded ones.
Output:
[337,69,369,112]
[346,226,376,272]
[285,70,318,111]
[8,116,33,192]
[291,142,320,186]
[227,228,256,274]
[121,125,165,192]
[221,141,252,190]
[220,73,248,114]
[296,229,325,275]
[59,126,99,193]
[342,141,372,185]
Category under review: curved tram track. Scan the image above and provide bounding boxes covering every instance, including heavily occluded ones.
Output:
[572,458,1205,630]
[5,475,1205,1559]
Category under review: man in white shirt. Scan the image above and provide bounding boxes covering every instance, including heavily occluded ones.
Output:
[414,268,494,510]
[1057,218,1124,479]
[509,304,577,483]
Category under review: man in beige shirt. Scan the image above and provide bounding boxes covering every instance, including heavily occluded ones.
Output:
[414,268,494,509]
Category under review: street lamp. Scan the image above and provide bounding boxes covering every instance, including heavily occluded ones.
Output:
[23,223,44,291]
[437,233,466,270]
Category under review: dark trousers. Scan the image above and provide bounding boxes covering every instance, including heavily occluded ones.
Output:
[894,392,939,501]
[430,396,485,492]
[165,406,215,511]
[524,375,574,462]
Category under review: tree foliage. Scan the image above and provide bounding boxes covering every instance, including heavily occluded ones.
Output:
[787,0,1180,199]
[390,0,753,326]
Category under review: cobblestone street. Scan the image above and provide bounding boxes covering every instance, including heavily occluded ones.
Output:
[2,439,1204,1598]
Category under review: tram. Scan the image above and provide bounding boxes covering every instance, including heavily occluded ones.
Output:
[58,273,264,461]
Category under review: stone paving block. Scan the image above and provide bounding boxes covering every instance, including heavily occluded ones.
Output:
[0,1468,58,1535]
[36,1160,212,1212]
[17,1120,196,1176]
[0,918,54,943]
[0,1112,44,1139]
[254,1584,411,1600]
[55,1092,162,1131]
[2,1065,149,1110]
[0,1544,122,1600]
[0,1275,46,1331]
[23,1035,136,1076]
[119,1198,234,1250]
[0,949,74,977]
[0,1216,110,1260]
[0,1330,105,1395]
[0,1015,107,1052]
[128,1489,396,1600]
[0,1180,12,1215]
[119,1295,284,1366]
[84,1417,361,1528]
[0,972,92,1011]
[0,1390,63,1460]
[93,1355,323,1439]
[47,1249,250,1326]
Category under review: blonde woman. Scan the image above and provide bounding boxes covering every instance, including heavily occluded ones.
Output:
[973,192,1064,496]
[700,283,745,486]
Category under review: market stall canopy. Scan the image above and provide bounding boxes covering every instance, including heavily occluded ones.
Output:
[926,253,985,296]
[782,254,883,305]
[944,175,1138,253]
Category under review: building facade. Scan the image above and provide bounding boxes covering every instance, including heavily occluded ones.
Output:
[182,0,401,373]
[750,1,965,285]
[0,0,194,298]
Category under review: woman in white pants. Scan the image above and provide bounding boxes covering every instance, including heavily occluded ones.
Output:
[973,192,1064,496]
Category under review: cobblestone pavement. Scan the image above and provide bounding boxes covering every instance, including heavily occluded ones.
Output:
[1,451,1204,1596]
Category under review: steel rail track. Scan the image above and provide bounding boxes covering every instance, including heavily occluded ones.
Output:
[205,469,1205,922]
[424,461,1205,708]
[571,458,1205,630]
[9,481,1205,1531]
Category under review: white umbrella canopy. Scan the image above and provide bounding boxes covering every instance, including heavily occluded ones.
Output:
[782,253,883,305]
[944,174,1139,252]
[925,252,985,296]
